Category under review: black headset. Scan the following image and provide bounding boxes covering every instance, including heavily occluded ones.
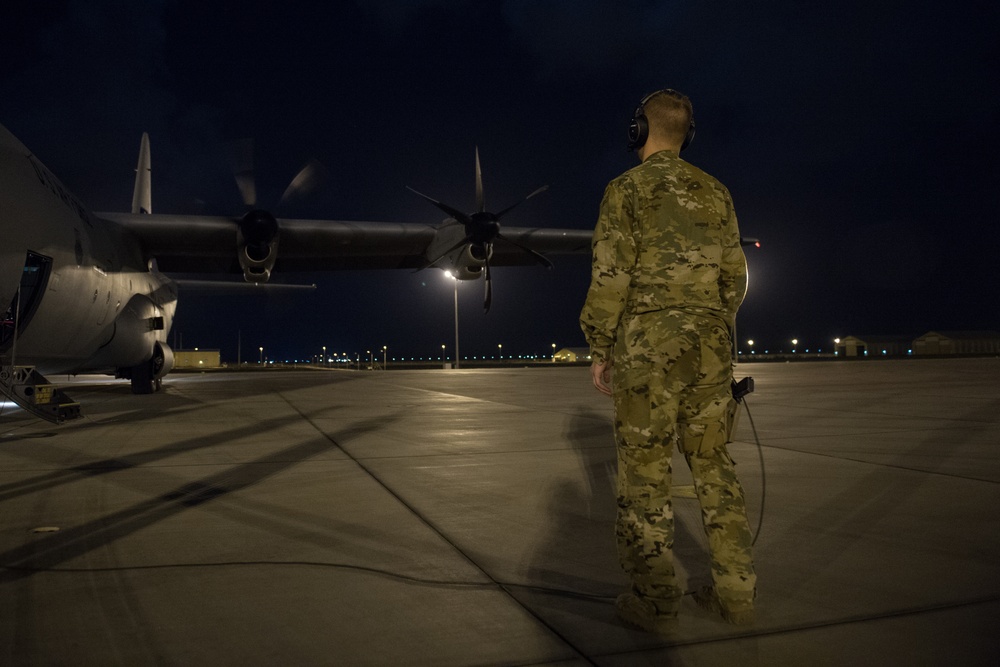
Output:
[627,89,696,152]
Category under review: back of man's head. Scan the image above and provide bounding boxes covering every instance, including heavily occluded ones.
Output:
[645,90,694,149]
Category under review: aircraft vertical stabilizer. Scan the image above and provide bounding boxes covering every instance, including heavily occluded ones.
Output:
[131,132,151,214]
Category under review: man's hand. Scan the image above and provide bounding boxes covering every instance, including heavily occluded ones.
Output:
[591,358,613,397]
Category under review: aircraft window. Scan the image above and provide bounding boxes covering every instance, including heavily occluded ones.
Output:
[0,252,53,352]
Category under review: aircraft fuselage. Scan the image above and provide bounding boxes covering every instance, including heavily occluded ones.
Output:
[0,123,175,386]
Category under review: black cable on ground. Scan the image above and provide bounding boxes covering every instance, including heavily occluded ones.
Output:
[741,397,766,546]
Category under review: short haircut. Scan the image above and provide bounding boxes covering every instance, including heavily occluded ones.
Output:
[644,90,693,146]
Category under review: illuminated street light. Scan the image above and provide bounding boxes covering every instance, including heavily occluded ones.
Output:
[551,342,556,361]
[322,345,326,367]
[382,345,387,370]
[259,346,263,365]
[444,271,460,369]
[498,343,503,360]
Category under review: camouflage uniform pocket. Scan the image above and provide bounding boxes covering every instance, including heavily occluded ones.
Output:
[613,367,653,445]
[676,322,733,455]
[699,323,732,384]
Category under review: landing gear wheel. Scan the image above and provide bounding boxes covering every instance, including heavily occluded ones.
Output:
[130,361,155,394]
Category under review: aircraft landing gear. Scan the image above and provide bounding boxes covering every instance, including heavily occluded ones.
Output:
[126,341,170,394]
[129,360,156,394]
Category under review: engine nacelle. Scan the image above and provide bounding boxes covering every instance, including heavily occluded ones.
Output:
[237,209,279,283]
[442,243,493,280]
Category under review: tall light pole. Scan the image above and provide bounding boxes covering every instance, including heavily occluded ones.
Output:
[551,343,556,362]
[259,346,263,365]
[322,345,326,367]
[445,271,460,369]
[382,345,387,370]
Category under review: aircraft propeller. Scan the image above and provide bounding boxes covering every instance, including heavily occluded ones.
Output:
[226,138,327,277]
[228,138,325,210]
[408,147,550,312]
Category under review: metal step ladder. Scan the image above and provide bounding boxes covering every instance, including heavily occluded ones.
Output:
[0,365,81,424]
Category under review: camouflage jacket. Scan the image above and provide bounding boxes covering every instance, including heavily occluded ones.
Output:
[580,150,748,363]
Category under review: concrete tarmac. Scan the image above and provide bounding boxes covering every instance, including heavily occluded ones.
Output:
[1,358,998,666]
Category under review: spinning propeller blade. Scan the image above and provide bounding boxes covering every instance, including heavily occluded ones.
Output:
[229,138,257,207]
[408,147,549,312]
[406,186,471,224]
[280,159,326,207]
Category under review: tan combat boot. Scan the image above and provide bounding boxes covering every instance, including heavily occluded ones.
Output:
[692,586,755,625]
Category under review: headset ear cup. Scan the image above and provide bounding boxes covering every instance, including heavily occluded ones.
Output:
[628,89,694,152]
[681,119,695,151]
[628,113,648,151]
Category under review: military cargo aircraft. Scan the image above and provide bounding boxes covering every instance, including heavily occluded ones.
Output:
[0,124,593,423]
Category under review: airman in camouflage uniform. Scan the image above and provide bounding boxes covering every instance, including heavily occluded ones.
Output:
[580,89,756,632]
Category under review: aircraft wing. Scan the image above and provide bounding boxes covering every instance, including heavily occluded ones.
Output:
[100,212,594,275]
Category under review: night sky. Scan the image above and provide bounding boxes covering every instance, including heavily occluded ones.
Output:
[3,1,998,361]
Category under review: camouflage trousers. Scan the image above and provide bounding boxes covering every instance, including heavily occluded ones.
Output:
[612,310,756,613]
